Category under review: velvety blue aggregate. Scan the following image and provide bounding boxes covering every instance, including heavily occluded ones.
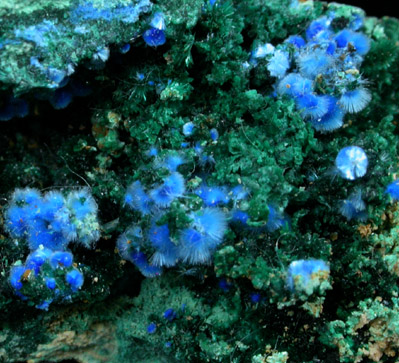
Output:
[309,96,344,132]
[195,185,230,206]
[285,35,306,48]
[125,181,152,214]
[210,128,219,141]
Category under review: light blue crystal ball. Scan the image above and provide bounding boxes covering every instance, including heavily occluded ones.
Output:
[335,146,368,180]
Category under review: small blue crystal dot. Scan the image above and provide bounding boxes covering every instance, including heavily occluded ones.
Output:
[183,122,195,136]
[143,28,166,47]
[147,322,157,334]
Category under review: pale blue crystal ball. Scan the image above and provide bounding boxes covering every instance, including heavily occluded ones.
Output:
[335,146,368,180]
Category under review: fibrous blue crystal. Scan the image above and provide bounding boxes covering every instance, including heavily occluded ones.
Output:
[335,146,368,180]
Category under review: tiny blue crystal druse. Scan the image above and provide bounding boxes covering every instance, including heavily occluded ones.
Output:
[287,259,330,293]
[335,146,368,180]
[5,188,100,309]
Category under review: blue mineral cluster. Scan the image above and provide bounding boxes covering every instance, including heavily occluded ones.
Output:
[5,188,100,309]
[118,127,290,276]
[251,12,371,132]
[143,12,166,47]
[3,0,399,361]
[118,143,230,274]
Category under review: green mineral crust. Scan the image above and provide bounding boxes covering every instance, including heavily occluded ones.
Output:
[2,0,399,362]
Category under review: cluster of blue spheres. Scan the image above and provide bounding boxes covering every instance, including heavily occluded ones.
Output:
[9,248,84,310]
[6,188,100,309]
[118,124,289,277]
[250,12,371,132]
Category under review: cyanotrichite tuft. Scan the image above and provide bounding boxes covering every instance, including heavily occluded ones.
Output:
[5,188,100,309]
[254,12,373,133]
[335,146,368,180]
[5,188,100,250]
[119,132,289,276]
[339,190,367,221]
